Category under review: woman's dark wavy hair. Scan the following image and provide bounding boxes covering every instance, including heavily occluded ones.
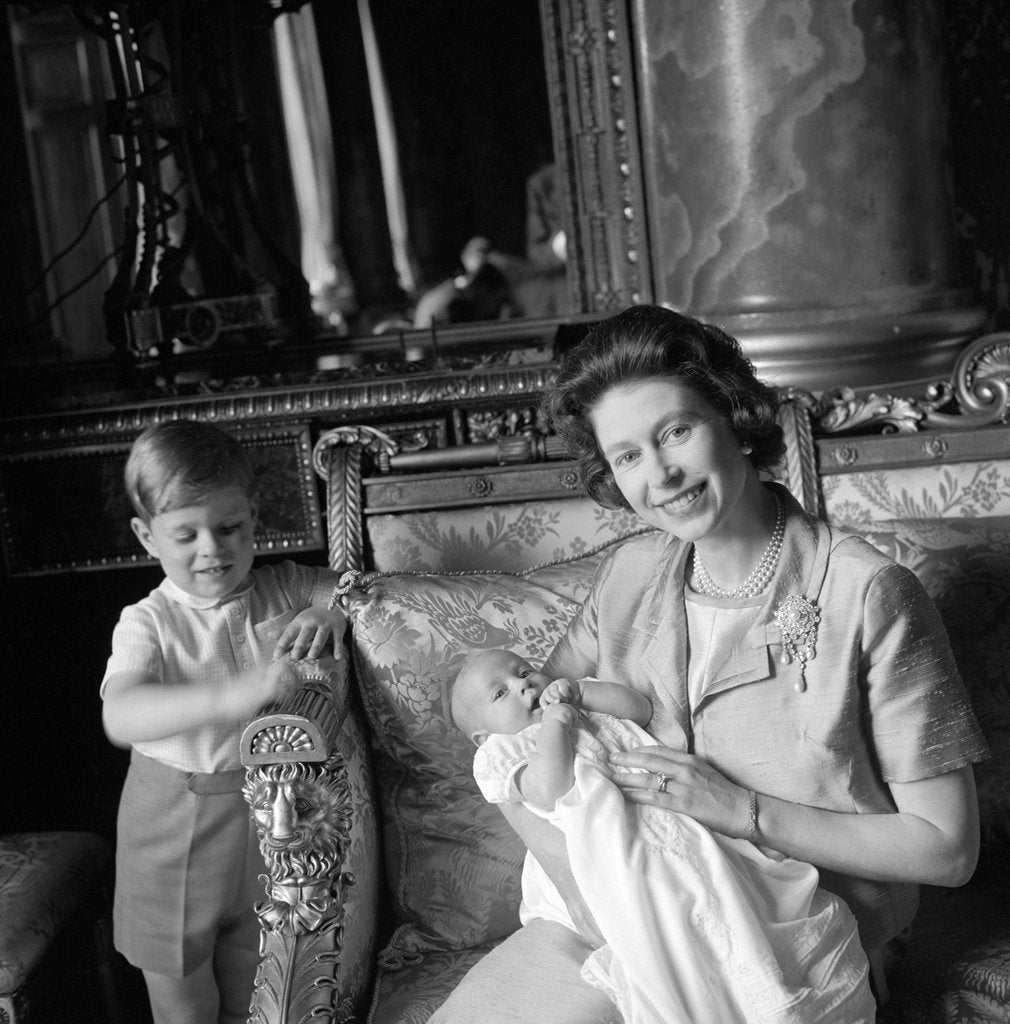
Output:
[541,305,785,510]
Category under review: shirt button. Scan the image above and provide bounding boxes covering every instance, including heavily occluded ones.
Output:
[243,661,253,670]
[236,634,246,643]
[230,606,241,616]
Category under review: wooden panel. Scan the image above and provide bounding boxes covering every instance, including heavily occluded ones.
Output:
[363,462,583,513]
[0,422,324,576]
[816,425,1010,476]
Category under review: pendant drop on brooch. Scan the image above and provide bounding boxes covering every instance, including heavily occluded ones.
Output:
[773,595,820,692]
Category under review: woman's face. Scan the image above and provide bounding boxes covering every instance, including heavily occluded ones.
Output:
[588,377,759,544]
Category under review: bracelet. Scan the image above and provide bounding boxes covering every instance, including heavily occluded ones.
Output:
[745,789,760,842]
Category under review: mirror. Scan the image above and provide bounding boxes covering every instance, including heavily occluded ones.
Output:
[1,0,578,386]
[286,0,569,337]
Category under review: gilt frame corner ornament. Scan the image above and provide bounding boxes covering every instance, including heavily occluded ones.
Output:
[807,330,1010,437]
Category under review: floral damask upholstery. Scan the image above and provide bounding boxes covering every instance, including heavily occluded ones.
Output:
[0,831,112,1023]
[366,497,646,573]
[824,459,1010,1024]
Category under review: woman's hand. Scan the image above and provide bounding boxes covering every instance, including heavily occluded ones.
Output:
[612,746,981,886]
[610,745,753,839]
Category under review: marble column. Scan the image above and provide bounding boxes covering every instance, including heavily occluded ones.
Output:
[630,0,986,387]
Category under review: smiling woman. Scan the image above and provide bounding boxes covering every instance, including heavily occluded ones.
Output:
[428,304,990,1021]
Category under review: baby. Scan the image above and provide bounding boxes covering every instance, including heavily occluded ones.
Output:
[451,648,876,1024]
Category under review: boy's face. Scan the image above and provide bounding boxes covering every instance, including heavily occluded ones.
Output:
[456,650,549,744]
[131,486,257,601]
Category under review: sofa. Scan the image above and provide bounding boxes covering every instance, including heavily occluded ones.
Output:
[239,336,1010,1024]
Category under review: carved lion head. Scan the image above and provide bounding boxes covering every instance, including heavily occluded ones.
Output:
[243,753,353,883]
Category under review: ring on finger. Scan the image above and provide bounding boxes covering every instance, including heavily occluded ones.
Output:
[655,772,672,795]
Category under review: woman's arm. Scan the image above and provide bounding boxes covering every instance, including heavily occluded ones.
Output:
[611,748,979,886]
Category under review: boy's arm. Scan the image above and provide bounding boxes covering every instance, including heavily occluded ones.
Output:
[515,704,578,812]
[102,662,290,746]
[576,679,652,727]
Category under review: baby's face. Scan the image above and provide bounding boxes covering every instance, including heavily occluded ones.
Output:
[457,650,549,741]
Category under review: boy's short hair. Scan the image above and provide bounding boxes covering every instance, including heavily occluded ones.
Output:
[125,419,256,522]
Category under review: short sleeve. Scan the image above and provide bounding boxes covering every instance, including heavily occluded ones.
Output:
[863,561,989,782]
[473,730,540,804]
[101,603,164,695]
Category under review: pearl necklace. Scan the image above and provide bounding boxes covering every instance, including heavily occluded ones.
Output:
[692,497,785,599]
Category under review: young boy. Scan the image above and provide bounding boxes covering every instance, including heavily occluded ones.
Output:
[101,419,346,1024]
[452,649,875,1024]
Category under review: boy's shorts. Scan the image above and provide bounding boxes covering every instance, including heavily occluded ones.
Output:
[113,749,264,977]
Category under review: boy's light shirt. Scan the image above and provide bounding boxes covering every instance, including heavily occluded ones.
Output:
[101,561,336,773]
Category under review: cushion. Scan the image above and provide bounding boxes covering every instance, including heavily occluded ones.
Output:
[367,945,494,1024]
[0,831,112,994]
[423,918,621,1024]
[344,538,636,963]
[836,516,1010,852]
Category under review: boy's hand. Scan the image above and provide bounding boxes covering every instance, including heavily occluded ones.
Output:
[540,677,582,708]
[273,606,347,661]
[222,660,294,719]
[541,702,577,729]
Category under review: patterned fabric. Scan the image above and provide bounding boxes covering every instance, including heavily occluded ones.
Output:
[366,945,495,1024]
[823,460,1010,1024]
[0,831,112,994]
[366,498,645,573]
[344,542,631,962]
[821,460,1010,525]
[328,673,382,1016]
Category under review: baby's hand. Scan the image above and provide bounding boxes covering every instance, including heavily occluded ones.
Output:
[273,606,347,661]
[540,677,581,708]
[541,702,577,729]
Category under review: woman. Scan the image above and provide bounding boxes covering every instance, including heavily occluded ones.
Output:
[430,306,987,1023]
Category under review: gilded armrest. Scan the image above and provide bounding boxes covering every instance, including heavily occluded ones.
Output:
[240,655,358,1024]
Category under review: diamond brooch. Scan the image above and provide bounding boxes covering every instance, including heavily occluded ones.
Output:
[773,594,820,692]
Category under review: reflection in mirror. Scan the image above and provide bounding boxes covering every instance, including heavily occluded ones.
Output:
[274,0,568,338]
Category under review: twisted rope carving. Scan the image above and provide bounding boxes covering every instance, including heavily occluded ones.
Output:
[314,427,399,574]
[776,393,822,518]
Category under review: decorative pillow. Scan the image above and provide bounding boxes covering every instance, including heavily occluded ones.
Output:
[343,540,626,963]
[841,516,1010,852]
